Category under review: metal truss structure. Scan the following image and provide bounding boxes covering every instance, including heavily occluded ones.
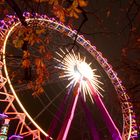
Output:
[0,12,137,139]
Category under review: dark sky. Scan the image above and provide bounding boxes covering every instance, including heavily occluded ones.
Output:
[74,0,129,64]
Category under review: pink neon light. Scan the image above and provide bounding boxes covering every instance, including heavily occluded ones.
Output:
[87,80,122,140]
[62,90,79,140]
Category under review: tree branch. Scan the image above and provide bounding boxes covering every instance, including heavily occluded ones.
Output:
[5,0,27,26]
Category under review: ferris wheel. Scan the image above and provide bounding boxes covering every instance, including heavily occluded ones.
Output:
[0,12,137,140]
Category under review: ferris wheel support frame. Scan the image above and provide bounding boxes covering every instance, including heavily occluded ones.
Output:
[87,80,122,140]
[57,85,80,140]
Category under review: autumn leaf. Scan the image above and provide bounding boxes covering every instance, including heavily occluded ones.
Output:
[35,58,42,67]
[36,76,44,85]
[47,0,59,5]
[36,37,42,44]
[35,58,45,68]
[36,29,45,35]
[22,59,31,68]
[53,5,66,22]
[77,0,88,7]
[12,27,27,48]
[67,0,88,18]
[32,86,44,96]
[39,45,46,54]
[13,39,24,48]
[24,32,35,46]
[23,51,30,58]
[23,27,42,46]
[67,0,82,19]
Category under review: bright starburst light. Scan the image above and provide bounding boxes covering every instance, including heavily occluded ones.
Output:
[54,49,104,103]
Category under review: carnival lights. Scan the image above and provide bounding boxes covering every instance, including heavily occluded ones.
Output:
[55,49,104,103]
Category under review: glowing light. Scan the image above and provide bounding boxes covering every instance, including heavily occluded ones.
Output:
[55,49,104,102]
[62,89,79,140]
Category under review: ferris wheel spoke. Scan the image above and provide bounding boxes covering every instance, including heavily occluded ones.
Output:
[13,83,29,92]
[31,88,66,122]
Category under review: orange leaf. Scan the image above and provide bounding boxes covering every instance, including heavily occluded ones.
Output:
[23,51,30,58]
[32,86,44,96]
[77,0,88,7]
[36,75,44,84]
[13,39,24,48]
[36,29,45,35]
[67,0,82,19]
[22,59,30,68]
[47,0,59,5]
[39,45,46,54]
[24,29,41,46]
[53,5,66,22]
[35,58,41,67]
[35,58,44,68]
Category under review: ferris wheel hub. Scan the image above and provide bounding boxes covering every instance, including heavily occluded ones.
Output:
[73,61,93,82]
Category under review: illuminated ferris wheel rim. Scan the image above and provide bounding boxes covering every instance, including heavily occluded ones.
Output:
[0,12,137,139]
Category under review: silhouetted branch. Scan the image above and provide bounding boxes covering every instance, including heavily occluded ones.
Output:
[5,0,27,26]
